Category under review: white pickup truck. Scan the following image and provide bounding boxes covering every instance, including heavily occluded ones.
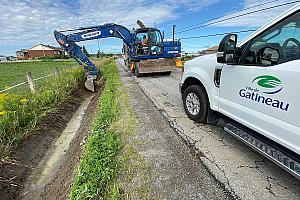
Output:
[180,4,300,179]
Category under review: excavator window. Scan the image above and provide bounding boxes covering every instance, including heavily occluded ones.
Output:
[149,30,163,55]
[136,30,163,55]
[136,32,149,55]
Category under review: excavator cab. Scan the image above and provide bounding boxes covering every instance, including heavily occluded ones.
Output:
[135,28,163,56]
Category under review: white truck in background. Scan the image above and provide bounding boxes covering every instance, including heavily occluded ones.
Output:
[180,4,300,179]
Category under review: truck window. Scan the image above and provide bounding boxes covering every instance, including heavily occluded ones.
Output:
[241,11,300,66]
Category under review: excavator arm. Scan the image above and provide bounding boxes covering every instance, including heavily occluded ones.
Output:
[54,23,133,92]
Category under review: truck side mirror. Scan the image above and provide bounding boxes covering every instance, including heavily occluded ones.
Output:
[217,34,237,63]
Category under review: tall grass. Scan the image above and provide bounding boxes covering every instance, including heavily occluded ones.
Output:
[69,60,120,200]
[0,67,84,159]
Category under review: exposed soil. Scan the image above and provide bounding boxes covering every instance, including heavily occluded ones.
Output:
[42,81,103,200]
[0,80,103,200]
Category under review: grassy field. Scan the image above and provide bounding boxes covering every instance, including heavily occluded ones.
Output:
[0,60,76,91]
[0,59,84,159]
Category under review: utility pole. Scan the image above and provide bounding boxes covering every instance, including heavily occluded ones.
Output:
[97,39,100,53]
[172,25,176,43]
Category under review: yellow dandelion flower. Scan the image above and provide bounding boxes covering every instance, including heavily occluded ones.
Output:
[0,111,7,117]
[20,98,29,104]
[0,93,8,101]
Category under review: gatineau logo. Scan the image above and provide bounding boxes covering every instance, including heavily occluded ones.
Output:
[252,75,283,95]
[238,75,289,111]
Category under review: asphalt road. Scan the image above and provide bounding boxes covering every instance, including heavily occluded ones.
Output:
[117,59,300,200]
[118,61,232,200]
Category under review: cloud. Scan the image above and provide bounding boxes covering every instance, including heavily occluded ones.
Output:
[0,0,219,50]
[209,0,298,27]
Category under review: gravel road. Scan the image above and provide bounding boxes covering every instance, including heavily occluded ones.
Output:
[117,59,300,200]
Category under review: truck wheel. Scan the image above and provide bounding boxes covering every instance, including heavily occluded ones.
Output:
[183,85,208,123]
[135,63,141,77]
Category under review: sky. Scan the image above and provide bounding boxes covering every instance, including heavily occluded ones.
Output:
[0,0,298,56]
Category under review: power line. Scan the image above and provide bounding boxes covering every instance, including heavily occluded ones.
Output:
[174,0,281,33]
[180,29,257,40]
[177,1,299,34]
[166,0,299,36]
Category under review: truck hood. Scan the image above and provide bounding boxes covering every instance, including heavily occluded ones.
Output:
[184,54,217,70]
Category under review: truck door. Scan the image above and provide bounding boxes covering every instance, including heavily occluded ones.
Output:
[219,11,300,154]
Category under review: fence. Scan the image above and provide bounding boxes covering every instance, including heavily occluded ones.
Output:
[0,67,73,94]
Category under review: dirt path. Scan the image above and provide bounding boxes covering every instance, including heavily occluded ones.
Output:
[0,82,102,200]
[117,61,233,199]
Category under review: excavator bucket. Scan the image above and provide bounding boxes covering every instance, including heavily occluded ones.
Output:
[84,75,96,92]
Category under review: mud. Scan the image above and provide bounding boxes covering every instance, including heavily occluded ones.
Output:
[0,81,103,200]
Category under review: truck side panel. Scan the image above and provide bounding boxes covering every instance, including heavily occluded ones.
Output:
[219,61,300,155]
[181,55,220,111]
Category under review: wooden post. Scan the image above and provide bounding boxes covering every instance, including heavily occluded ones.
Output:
[54,67,59,76]
[26,72,35,93]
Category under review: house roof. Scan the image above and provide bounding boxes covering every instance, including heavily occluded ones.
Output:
[16,49,28,53]
[28,44,63,51]
[205,46,219,51]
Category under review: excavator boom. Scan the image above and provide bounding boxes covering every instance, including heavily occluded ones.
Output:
[54,24,133,92]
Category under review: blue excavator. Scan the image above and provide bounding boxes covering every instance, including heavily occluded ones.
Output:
[54,21,181,92]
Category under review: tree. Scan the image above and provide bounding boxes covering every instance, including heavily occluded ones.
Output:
[82,46,90,57]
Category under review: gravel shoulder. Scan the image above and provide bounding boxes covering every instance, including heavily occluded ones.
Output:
[117,60,232,200]
[117,59,300,200]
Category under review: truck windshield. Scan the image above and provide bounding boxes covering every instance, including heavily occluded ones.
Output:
[242,11,300,66]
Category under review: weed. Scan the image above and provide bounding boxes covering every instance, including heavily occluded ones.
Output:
[0,67,84,159]
[69,59,152,199]
[69,59,120,200]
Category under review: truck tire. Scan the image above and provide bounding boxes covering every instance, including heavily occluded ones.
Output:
[183,85,208,123]
[135,63,141,77]
[164,71,172,75]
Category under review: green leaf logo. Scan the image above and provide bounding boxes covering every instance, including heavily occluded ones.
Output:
[252,75,283,94]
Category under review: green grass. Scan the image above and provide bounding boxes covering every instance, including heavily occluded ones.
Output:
[69,59,120,200]
[69,59,152,200]
[0,60,76,91]
[0,65,84,160]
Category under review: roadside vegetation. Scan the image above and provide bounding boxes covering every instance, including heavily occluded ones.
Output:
[69,59,120,199]
[69,59,151,199]
[0,65,84,159]
[0,60,76,92]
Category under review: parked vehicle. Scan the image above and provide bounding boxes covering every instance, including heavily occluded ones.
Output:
[6,56,16,61]
[180,4,300,179]
[0,56,7,62]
